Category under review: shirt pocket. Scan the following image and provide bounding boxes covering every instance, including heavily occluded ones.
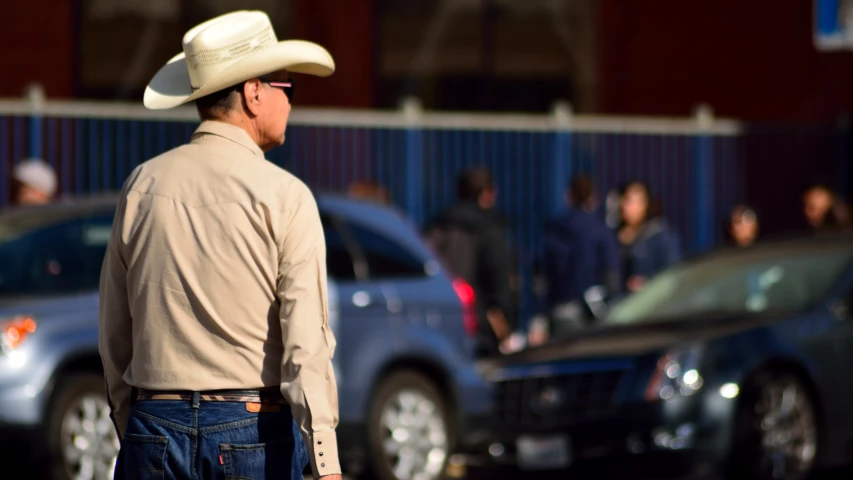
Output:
[120,433,169,480]
[220,437,304,480]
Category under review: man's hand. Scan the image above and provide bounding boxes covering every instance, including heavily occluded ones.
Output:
[499,332,526,355]
[527,315,549,347]
[627,275,646,292]
[318,475,343,480]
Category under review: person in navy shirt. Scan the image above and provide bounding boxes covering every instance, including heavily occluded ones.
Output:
[538,175,621,334]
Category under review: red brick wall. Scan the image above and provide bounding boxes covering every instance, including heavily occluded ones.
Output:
[289,0,375,108]
[597,0,853,122]
[0,0,75,98]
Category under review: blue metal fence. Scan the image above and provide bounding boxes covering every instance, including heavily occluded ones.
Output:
[0,103,849,323]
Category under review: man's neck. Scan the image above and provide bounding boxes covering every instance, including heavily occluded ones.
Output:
[208,116,264,150]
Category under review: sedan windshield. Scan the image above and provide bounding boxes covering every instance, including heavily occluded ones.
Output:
[0,207,115,297]
[606,244,853,325]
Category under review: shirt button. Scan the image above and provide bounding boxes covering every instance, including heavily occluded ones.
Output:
[321,463,325,468]
[319,452,324,456]
[318,440,323,445]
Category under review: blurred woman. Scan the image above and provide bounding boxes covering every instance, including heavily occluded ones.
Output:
[724,204,759,247]
[803,183,849,233]
[618,181,682,293]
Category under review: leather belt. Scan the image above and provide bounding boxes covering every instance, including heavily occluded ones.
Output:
[134,387,287,404]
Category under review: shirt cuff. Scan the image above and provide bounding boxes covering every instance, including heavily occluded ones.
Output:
[309,430,341,478]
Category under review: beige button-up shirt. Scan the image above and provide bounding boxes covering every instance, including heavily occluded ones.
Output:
[98,121,340,478]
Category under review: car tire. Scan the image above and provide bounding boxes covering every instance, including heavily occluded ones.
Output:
[365,371,455,480]
[730,369,819,480]
[46,373,120,480]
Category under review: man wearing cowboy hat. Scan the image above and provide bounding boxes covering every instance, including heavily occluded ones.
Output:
[11,158,57,206]
[99,10,341,480]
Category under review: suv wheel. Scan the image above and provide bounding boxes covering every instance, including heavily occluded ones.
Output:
[367,371,453,480]
[47,373,120,480]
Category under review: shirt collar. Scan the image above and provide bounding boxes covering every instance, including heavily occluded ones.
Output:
[192,121,264,157]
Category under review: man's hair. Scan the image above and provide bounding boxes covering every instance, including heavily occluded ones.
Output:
[568,174,594,205]
[195,83,242,120]
[457,166,494,202]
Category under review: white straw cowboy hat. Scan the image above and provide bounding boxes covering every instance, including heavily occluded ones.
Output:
[143,10,335,110]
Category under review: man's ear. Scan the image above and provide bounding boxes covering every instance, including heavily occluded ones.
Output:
[242,79,264,116]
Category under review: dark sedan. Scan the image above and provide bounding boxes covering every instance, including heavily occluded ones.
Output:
[478,235,853,480]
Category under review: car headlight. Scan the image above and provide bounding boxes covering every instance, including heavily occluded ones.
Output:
[0,316,37,353]
[645,345,704,402]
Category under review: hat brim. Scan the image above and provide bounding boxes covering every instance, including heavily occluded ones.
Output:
[143,40,335,110]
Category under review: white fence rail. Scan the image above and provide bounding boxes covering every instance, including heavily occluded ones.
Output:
[0,97,742,135]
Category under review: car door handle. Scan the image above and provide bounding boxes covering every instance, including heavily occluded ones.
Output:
[352,291,372,307]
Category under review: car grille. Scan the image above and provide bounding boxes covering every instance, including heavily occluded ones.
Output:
[495,370,627,428]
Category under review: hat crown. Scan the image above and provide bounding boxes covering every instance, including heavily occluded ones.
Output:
[181,11,278,89]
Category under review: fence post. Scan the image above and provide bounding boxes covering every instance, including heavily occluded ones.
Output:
[401,96,425,226]
[551,100,573,215]
[692,103,715,253]
[25,83,45,160]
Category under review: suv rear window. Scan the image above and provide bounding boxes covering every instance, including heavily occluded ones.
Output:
[343,221,426,279]
[0,212,114,296]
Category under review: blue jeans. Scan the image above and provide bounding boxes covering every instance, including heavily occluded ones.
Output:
[117,392,308,480]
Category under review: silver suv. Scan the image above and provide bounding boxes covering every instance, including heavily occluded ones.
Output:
[0,194,493,480]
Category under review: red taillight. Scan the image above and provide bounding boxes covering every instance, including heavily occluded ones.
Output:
[452,279,478,337]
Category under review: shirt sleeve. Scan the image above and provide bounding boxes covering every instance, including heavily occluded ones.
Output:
[98,194,134,440]
[276,185,340,478]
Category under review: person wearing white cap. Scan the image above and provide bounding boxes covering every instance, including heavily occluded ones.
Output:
[12,158,57,206]
[98,10,341,480]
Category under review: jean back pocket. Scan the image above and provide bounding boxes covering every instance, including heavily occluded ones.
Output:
[121,434,169,480]
[221,437,301,480]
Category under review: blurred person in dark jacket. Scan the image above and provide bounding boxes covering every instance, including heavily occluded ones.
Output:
[425,167,515,357]
[723,204,759,247]
[618,180,682,293]
[538,175,621,335]
[803,183,849,233]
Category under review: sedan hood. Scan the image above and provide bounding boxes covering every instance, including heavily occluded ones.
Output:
[482,312,785,371]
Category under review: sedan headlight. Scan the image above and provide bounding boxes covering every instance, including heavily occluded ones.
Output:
[645,345,704,402]
[0,316,37,353]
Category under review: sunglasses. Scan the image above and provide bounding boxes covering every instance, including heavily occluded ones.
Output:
[267,80,294,102]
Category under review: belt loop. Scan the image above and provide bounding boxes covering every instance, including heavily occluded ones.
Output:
[192,391,200,409]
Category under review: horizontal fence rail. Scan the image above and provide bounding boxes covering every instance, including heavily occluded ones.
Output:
[0,98,850,324]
